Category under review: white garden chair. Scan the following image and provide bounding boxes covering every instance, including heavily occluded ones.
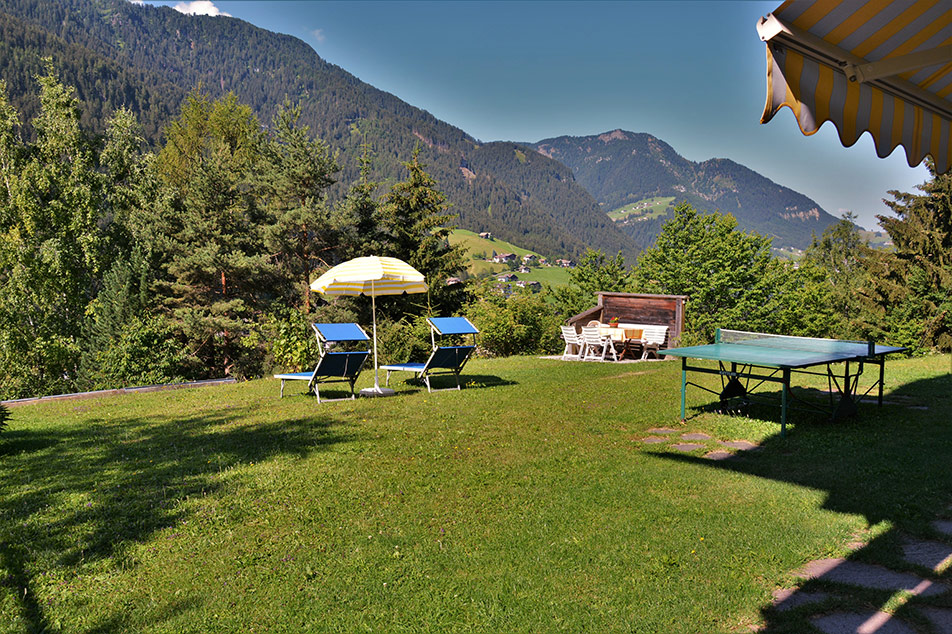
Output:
[560,326,585,360]
[581,326,618,361]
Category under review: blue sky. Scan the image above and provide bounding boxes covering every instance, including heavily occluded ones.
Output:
[144,0,931,231]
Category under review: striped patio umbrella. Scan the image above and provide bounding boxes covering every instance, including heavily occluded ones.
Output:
[310,256,427,395]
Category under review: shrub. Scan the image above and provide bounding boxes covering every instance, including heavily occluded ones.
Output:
[264,303,360,373]
[465,284,561,357]
[88,315,191,389]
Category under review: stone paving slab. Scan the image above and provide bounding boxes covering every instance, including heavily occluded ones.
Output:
[671,443,705,452]
[919,607,952,634]
[647,427,678,434]
[704,450,733,461]
[641,436,667,444]
[934,519,952,537]
[811,611,915,634]
[796,558,948,596]
[771,587,829,612]
[902,538,952,573]
[681,432,711,441]
[719,440,758,450]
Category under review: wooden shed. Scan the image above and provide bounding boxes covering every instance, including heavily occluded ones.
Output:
[567,292,687,351]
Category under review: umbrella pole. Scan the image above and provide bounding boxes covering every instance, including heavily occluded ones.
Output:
[372,286,380,390]
[361,281,394,397]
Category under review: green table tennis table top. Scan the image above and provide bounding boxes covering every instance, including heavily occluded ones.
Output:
[664,334,904,370]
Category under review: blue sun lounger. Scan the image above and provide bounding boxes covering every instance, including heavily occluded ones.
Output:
[380,317,479,392]
[274,323,371,403]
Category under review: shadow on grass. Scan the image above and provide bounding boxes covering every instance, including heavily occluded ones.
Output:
[0,402,356,632]
[652,371,952,632]
[384,373,517,394]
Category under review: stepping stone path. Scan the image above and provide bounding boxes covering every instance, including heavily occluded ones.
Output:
[639,428,760,461]
[680,432,711,441]
[795,558,948,597]
[671,443,705,452]
[902,538,952,573]
[771,587,829,612]
[921,608,952,634]
[719,440,758,450]
[768,528,952,632]
[812,611,916,634]
[636,427,952,632]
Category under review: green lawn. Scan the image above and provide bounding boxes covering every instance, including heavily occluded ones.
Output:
[1,354,950,632]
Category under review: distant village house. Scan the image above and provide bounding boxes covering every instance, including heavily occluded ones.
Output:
[478,232,493,240]
[492,253,517,263]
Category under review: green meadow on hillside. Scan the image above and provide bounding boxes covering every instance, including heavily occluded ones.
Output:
[607,196,676,222]
[448,230,571,286]
[2,354,950,633]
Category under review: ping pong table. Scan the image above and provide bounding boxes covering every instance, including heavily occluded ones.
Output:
[663,329,905,436]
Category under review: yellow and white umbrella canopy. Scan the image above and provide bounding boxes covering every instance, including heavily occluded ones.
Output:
[310,256,427,395]
[310,256,427,297]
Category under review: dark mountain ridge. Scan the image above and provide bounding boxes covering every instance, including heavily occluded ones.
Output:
[0,0,639,261]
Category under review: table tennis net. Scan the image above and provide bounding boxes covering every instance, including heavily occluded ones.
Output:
[716,329,875,356]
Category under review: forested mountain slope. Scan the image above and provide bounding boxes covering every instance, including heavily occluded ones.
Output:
[0,0,640,259]
[531,130,839,249]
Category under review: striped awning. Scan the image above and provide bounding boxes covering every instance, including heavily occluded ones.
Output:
[310,256,427,297]
[757,0,952,173]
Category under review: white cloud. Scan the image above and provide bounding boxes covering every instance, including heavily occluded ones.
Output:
[311,29,326,43]
[173,1,231,17]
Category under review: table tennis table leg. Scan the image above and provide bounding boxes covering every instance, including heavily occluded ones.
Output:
[878,358,885,406]
[680,358,687,421]
[781,368,790,438]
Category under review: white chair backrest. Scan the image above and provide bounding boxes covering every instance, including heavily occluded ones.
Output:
[641,325,668,346]
[561,325,581,344]
[581,326,606,346]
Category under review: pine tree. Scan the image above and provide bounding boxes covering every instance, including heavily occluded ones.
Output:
[336,144,384,262]
[860,160,952,352]
[260,100,340,311]
[151,91,274,377]
[379,148,467,317]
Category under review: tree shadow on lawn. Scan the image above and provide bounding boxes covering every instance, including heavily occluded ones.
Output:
[651,371,952,632]
[0,402,358,633]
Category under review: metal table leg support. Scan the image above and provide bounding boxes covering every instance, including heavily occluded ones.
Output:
[680,357,687,421]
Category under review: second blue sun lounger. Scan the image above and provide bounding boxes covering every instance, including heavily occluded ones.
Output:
[274,323,371,403]
[380,317,479,392]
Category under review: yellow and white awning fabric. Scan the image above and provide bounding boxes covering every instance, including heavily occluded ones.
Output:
[310,256,427,297]
[758,0,952,172]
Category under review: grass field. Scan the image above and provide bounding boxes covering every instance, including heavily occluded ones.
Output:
[607,196,676,222]
[2,354,950,632]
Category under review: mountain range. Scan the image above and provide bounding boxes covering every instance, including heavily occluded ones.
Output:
[0,0,836,258]
[531,130,839,250]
